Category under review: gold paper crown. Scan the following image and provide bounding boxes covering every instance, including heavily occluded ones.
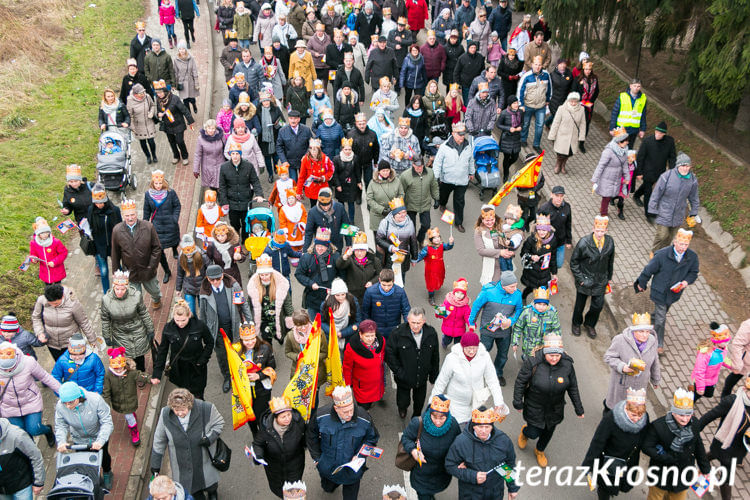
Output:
[471,408,497,424]
[673,388,694,411]
[453,278,468,292]
[234,72,246,82]
[632,312,652,328]
[612,126,627,137]
[382,6,391,14]
[315,227,331,241]
[226,30,238,39]
[353,232,368,246]
[333,28,343,36]
[449,83,459,92]
[66,164,82,178]
[214,221,230,235]
[477,81,489,92]
[315,22,325,31]
[674,228,693,244]
[238,92,251,104]
[256,253,273,272]
[503,204,522,221]
[533,287,550,301]
[151,170,165,182]
[292,70,301,79]
[92,189,107,202]
[397,117,410,127]
[313,79,324,90]
[152,79,166,90]
[282,480,307,499]
[388,197,405,211]
[430,395,451,413]
[341,137,353,148]
[543,333,564,350]
[113,270,130,286]
[397,16,407,24]
[121,198,137,212]
[354,112,366,121]
[227,141,243,153]
[349,31,358,38]
[379,75,391,86]
[269,395,292,414]
[536,214,551,226]
[135,21,146,30]
[204,189,217,203]
[426,29,436,37]
[481,204,496,215]
[426,227,440,240]
[332,386,354,407]
[626,387,647,405]
[309,138,321,148]
[239,322,257,340]
[594,215,609,230]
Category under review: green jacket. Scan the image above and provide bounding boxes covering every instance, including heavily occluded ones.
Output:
[366,167,404,231]
[144,49,175,87]
[511,304,561,357]
[233,12,253,40]
[399,167,439,213]
[100,286,155,358]
[103,365,150,414]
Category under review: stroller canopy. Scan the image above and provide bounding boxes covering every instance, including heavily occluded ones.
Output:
[473,136,499,156]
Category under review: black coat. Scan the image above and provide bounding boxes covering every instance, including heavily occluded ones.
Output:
[642,415,710,492]
[63,181,92,224]
[548,67,574,116]
[88,201,122,258]
[401,414,461,495]
[636,245,699,306]
[453,51,485,89]
[488,5,512,38]
[218,159,265,211]
[153,317,214,396]
[119,71,151,105]
[385,323,440,389]
[334,97,360,132]
[354,12,383,48]
[497,56,523,101]
[539,199,572,248]
[130,34,152,71]
[156,93,194,134]
[325,43,353,74]
[519,232,557,289]
[569,233,614,296]
[335,251,382,304]
[295,250,342,311]
[303,202,351,250]
[403,108,428,142]
[348,125,380,175]
[276,124,313,171]
[176,0,197,19]
[387,28,414,69]
[512,350,584,428]
[144,189,182,249]
[98,103,131,129]
[251,409,307,497]
[443,40,464,85]
[364,47,398,85]
[635,134,677,183]
[495,107,523,154]
[333,66,366,102]
[331,156,362,202]
[698,394,750,463]
[284,86,310,119]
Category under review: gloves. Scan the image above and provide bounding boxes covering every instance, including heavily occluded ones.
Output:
[193,172,200,179]
[633,280,642,294]
[433,199,440,209]
[381,207,390,216]
[199,436,211,447]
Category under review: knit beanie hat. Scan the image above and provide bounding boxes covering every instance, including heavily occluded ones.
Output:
[460,331,480,347]
[1,314,19,333]
[59,381,84,403]
[500,271,517,287]
[675,152,691,167]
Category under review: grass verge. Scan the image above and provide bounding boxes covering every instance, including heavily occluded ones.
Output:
[0,0,144,321]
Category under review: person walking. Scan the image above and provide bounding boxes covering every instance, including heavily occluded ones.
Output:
[296,227,342,319]
[218,142,265,242]
[538,185,572,270]
[633,122,677,218]
[126,83,159,165]
[144,170,182,283]
[518,55,551,153]
[591,130,631,217]
[276,110,314,181]
[572,60,600,142]
[193,120,226,191]
[361,269,410,340]
[496,96,524,182]
[400,157,439,244]
[0,417,46,499]
[31,284,98,361]
[724,318,750,396]
[366,161,404,232]
[87,184,123,294]
[343,319,386,409]
[130,21,152,71]
[609,78,647,147]
[433,122,474,233]
[547,92,586,174]
[173,42,200,114]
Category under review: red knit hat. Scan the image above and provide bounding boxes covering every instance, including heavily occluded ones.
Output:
[460,332,480,347]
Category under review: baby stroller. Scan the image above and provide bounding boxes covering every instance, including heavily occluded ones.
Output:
[473,136,501,201]
[96,126,135,192]
[244,202,276,274]
[47,444,105,500]
[427,108,449,143]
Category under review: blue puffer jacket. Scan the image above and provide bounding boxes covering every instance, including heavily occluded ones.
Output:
[51,351,105,394]
[361,283,410,338]
[469,283,524,339]
[307,404,379,485]
[314,120,345,159]
[399,54,427,90]
[143,189,182,249]
[263,241,302,278]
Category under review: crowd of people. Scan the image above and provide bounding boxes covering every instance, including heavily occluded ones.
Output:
[2,1,746,500]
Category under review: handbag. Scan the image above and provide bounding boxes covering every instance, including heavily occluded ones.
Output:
[163,333,191,375]
[395,417,422,471]
[202,403,232,471]
[79,232,96,256]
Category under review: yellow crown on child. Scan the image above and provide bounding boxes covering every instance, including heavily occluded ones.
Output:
[471,408,497,424]
[673,388,694,412]
[151,170,165,182]
[449,83,459,92]
[113,270,130,286]
[256,253,273,273]
[594,215,609,230]
[430,395,451,413]
[543,333,564,350]
[710,323,731,342]
[674,228,693,244]
[388,197,405,211]
[239,322,257,340]
[533,287,550,301]
[121,199,137,212]
[269,395,292,414]
[341,137,353,148]
[152,79,167,90]
[352,231,368,249]
[626,387,647,405]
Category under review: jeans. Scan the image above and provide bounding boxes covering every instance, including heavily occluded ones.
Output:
[321,476,361,500]
[480,333,511,378]
[520,106,545,147]
[183,293,197,314]
[396,383,427,417]
[438,182,467,225]
[166,130,189,160]
[555,245,566,270]
[501,37,508,51]
[407,210,431,245]
[522,423,557,451]
[0,485,32,500]
[461,86,471,106]
[652,301,671,348]
[130,276,162,303]
[345,201,355,222]
[95,254,110,293]
[572,291,604,327]
[8,412,50,437]
[165,24,175,39]
[289,166,299,182]
[263,153,277,180]
[238,39,250,48]
[499,257,513,271]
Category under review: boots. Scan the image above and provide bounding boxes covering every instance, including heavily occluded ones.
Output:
[517,426,528,449]
[44,428,56,448]
[128,420,141,447]
[534,448,548,467]
[172,35,178,48]
[554,157,563,174]
[168,37,174,49]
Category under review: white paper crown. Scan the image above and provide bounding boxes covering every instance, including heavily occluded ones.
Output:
[382,484,407,496]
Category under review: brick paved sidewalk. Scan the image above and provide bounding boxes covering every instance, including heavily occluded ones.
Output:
[525,111,745,496]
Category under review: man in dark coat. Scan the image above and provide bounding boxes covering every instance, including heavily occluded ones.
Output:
[488,0,512,50]
[276,110,313,182]
[362,268,410,339]
[454,0,475,36]
[296,227,342,317]
[634,121,677,217]
[129,22,152,71]
[218,145,265,241]
[387,18,414,90]
[233,49,266,97]
[111,199,162,308]
[454,41,485,103]
[219,36,243,81]
[383,0,407,21]
[334,53,366,104]
[468,66,505,111]
[144,39,175,89]
[445,407,521,500]
[386,307,440,419]
[443,30,464,89]
[545,58,573,127]
[354,3,383,48]
[569,215,615,339]
[324,30,353,78]
[0,418,46,499]
[635,228,699,353]
[348,113,380,188]
[539,185,572,270]
[421,30,447,84]
[364,36,398,90]
[302,188,352,250]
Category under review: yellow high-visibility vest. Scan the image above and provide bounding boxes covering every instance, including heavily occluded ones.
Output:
[616,92,647,128]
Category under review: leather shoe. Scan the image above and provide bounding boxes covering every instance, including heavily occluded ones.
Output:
[222,378,231,393]
[455,224,465,233]
[571,324,581,336]
[162,272,171,284]
[398,408,407,419]
[634,197,644,207]
[585,325,597,339]
[499,376,506,386]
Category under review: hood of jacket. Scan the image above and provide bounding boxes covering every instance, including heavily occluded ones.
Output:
[448,340,490,363]
[335,88,359,103]
[201,126,225,141]
[372,166,397,183]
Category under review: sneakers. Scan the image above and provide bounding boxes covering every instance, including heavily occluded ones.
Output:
[518,426,528,449]
[128,422,141,447]
[171,158,179,164]
[182,158,189,166]
[102,471,114,490]
[534,448,548,467]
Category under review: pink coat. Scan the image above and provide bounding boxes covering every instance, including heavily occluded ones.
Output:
[440,298,471,338]
[0,346,61,417]
[216,109,233,140]
[728,318,750,375]
[691,345,726,393]
[29,237,68,283]
[159,3,176,25]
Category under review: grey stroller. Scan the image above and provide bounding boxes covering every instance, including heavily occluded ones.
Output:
[47,444,106,500]
[96,127,136,192]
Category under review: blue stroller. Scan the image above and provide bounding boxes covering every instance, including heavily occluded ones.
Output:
[473,136,501,201]
[96,127,135,192]
[244,202,276,274]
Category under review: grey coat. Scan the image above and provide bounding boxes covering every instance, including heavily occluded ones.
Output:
[603,329,661,409]
[647,168,700,227]
[591,142,630,198]
[464,96,496,135]
[54,390,113,446]
[174,55,200,100]
[31,286,97,350]
[198,274,252,340]
[100,286,155,359]
[151,400,225,494]
[126,93,157,140]
[366,168,404,231]
[0,418,45,488]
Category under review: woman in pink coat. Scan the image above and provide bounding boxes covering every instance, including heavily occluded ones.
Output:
[438,278,471,348]
[28,217,68,284]
[691,322,731,402]
[405,0,429,35]
[0,342,60,445]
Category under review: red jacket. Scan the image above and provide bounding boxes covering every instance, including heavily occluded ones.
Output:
[440,297,471,338]
[343,333,386,404]
[420,41,447,80]
[29,237,68,284]
[297,153,334,200]
[406,0,429,32]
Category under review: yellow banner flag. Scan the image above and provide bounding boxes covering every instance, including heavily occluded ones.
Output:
[325,308,346,396]
[283,314,323,422]
[221,328,255,430]
[489,151,545,206]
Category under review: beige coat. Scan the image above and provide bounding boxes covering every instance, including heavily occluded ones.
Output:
[523,41,551,71]
[728,318,750,374]
[31,286,97,350]
[548,101,587,156]
[126,93,156,140]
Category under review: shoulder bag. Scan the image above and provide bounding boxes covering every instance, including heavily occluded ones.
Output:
[79,231,96,256]
[201,402,232,471]
[162,333,191,375]
[395,417,422,471]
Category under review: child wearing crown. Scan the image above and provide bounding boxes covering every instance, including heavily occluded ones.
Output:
[438,278,472,348]
[511,287,561,358]
[268,163,297,209]
[102,346,152,446]
[498,204,525,272]
[278,188,308,266]
[414,227,454,305]
[691,322,732,401]
[29,216,68,285]
[519,212,557,304]
[264,230,303,280]
[195,189,227,247]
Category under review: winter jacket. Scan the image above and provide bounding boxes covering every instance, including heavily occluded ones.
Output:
[488,4,512,38]
[88,202,122,259]
[519,230,557,287]
[497,55,523,99]
[603,328,660,409]
[431,16,455,42]
[698,394,750,463]
[288,4,307,36]
[453,49,484,89]
[548,67,574,116]
[348,123,380,174]
[276,124,313,171]
[156,93,194,135]
[285,84,312,119]
[523,41,551,71]
[641,415,710,492]
[440,296,471,338]
[111,219,162,283]
[0,347,60,418]
[569,233,615,296]
[130,34,152,71]
[518,69,551,109]
[103,366,149,414]
[218,158,264,211]
[3,327,42,358]
[511,304,561,356]
[592,143,630,198]
[204,228,245,286]
[422,88,446,119]
[307,403,379,485]
[54,390,112,448]
[320,295,362,341]
[335,252,382,303]
[387,28,414,70]
[465,95,496,136]
[321,13,343,38]
[254,11,276,48]
[199,274,252,339]
[366,167,404,230]
[297,152,335,201]
[430,343,504,423]
[295,249,342,312]
[334,91,361,131]
[98,102,131,129]
[251,409,307,497]
[512,350,584,428]
[443,39,464,83]
[52,350,105,394]
[343,332,386,403]
[692,344,726,393]
[0,417,45,493]
[62,181,92,224]
[126,92,157,140]
[174,55,200,101]
[233,10,253,39]
[379,128,421,174]
[386,321,440,389]
[361,283,410,338]
[193,128,226,189]
[468,19,491,56]
[144,49,175,87]
[405,0,428,31]
[399,166,438,213]
[151,400,225,494]
[399,54,427,90]
[31,286,97,350]
[233,60,266,96]
[315,120,346,159]
[246,270,294,342]
[101,285,154,359]
[354,12,382,48]
[728,318,750,375]
[469,282,523,339]
[334,66,366,101]
[446,423,520,499]
[401,412,461,494]
[636,244,699,306]
[331,155,362,202]
[647,168,700,227]
[159,2,176,24]
[249,104,283,156]
[219,44,243,80]
[325,42,352,76]
[454,5,475,35]
[468,72,505,107]
[144,189,181,249]
[175,251,208,297]
[538,199,572,248]
[29,236,67,284]
[364,46,398,85]
[496,106,523,154]
[636,134,677,183]
[152,317,213,396]
[548,101,586,155]
[307,33,331,70]
[433,135,475,186]
[375,212,420,271]
[302,202,350,250]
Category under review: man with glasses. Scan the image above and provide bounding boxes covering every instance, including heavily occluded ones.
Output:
[130,21,152,71]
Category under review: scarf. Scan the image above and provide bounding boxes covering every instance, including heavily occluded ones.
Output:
[445,290,469,308]
[261,106,275,153]
[158,92,171,109]
[581,76,597,101]
[715,387,750,449]
[665,412,694,452]
[332,299,350,331]
[148,189,168,206]
[612,400,648,433]
[541,233,554,245]
[607,138,628,156]
[479,229,496,285]
[317,250,332,282]
[407,107,423,118]
[101,99,120,126]
[214,240,233,269]
[109,366,127,377]
[201,128,224,142]
[509,108,521,128]
[293,327,309,347]
[677,170,691,180]
[355,254,368,266]
[422,408,455,437]
[379,283,394,296]
[232,128,252,144]
[340,149,354,161]
[273,418,290,439]
[177,411,191,431]
[35,235,54,248]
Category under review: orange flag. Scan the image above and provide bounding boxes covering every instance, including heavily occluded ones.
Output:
[220,328,255,430]
[489,151,544,206]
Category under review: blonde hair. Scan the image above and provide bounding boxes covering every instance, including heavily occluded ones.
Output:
[101,88,117,106]
[172,300,193,319]
[167,388,195,410]
[204,118,217,129]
